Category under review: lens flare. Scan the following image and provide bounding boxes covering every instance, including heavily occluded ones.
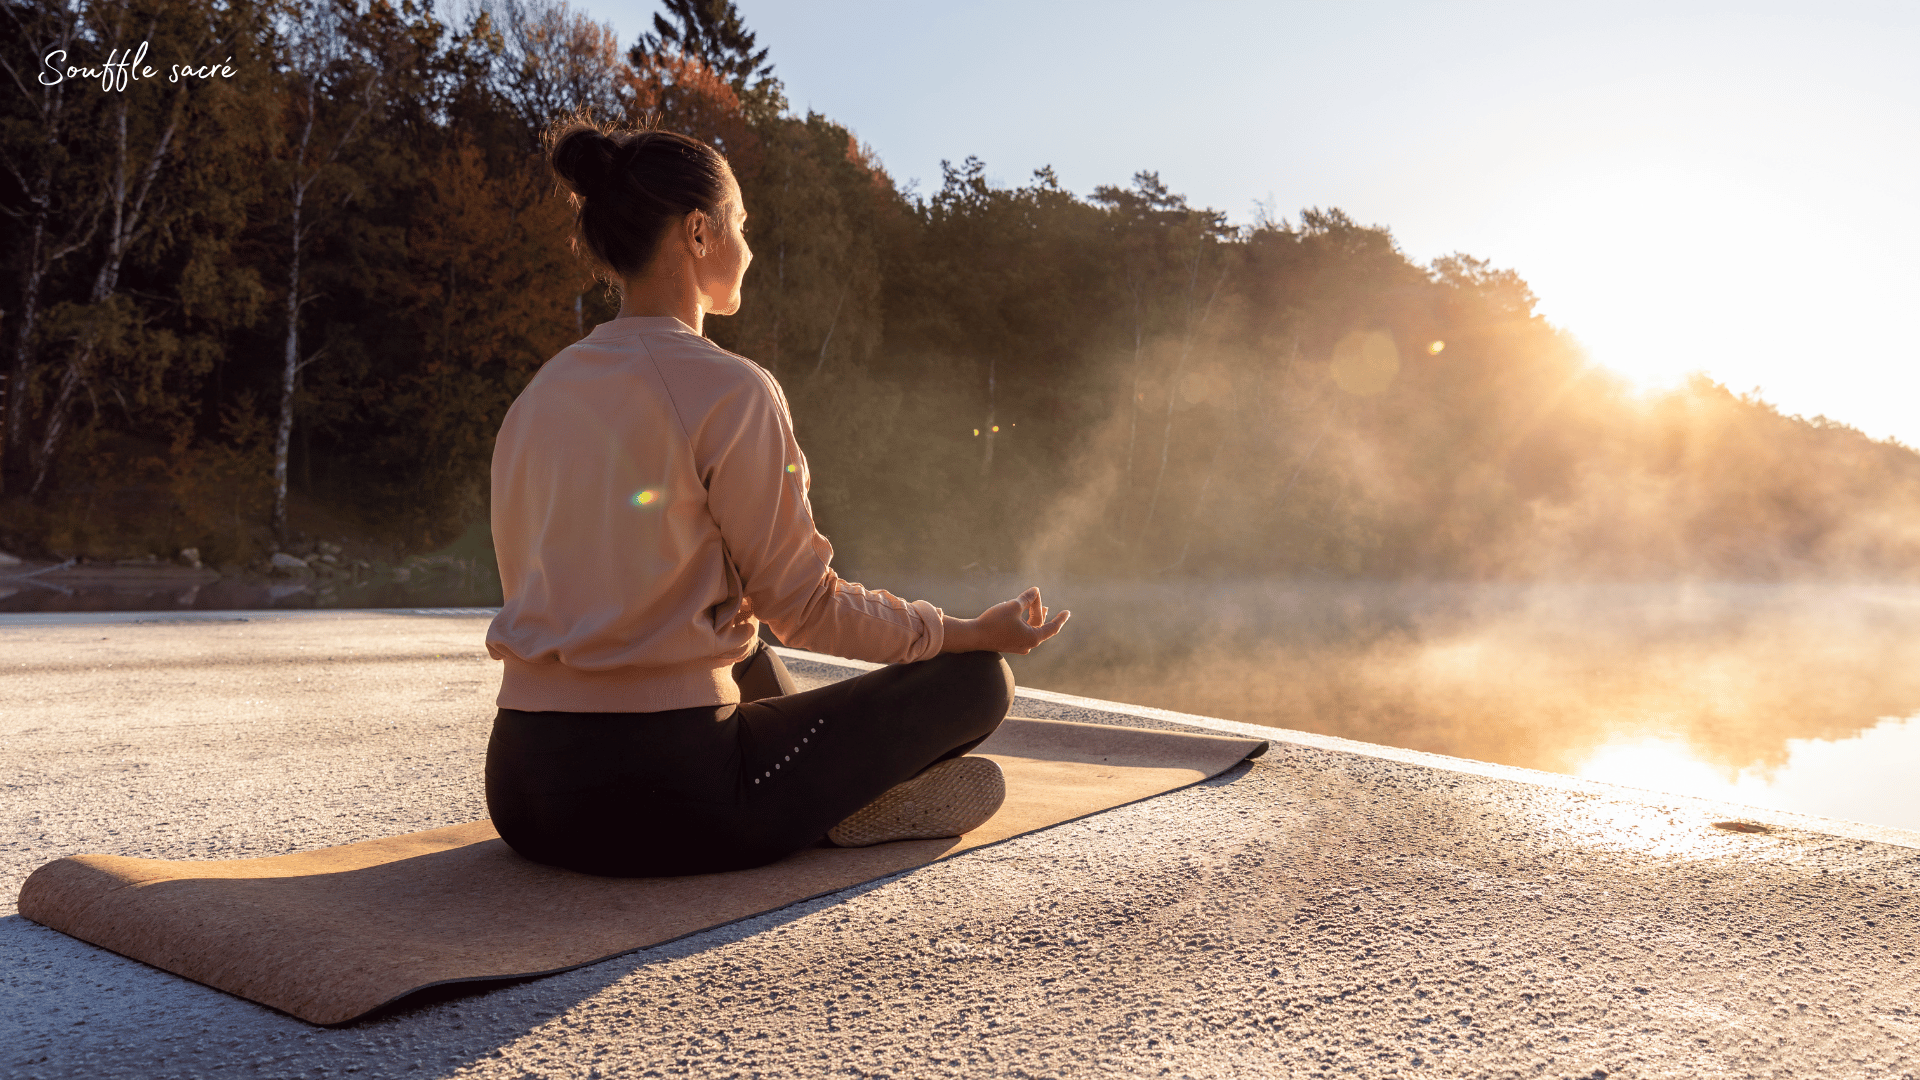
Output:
[630,489,659,507]
[786,463,797,473]
[1428,340,1446,355]
[991,425,1000,433]
[973,428,980,436]
[1331,329,1400,396]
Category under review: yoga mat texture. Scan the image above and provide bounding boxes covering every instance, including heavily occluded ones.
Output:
[19,717,1266,1025]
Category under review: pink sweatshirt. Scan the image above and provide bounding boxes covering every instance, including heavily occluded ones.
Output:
[486,316,946,712]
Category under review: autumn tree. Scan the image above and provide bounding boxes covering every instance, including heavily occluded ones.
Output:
[630,0,784,121]
[0,0,275,509]
[258,0,396,541]
[358,133,577,544]
[476,0,628,147]
[9,0,1920,594]
[0,0,101,496]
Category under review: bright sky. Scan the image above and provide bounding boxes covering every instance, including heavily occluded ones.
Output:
[585,0,1920,447]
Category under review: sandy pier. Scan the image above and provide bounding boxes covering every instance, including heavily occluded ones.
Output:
[3,610,1916,1078]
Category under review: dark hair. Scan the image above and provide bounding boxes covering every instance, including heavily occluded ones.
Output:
[547,120,733,283]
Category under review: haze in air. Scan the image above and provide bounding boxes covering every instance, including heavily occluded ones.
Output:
[5,0,1918,828]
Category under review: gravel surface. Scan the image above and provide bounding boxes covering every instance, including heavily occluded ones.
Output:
[3,611,1917,1079]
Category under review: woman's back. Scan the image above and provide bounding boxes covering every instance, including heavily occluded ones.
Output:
[488,314,948,714]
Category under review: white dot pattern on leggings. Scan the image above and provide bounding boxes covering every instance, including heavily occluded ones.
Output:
[760,722,826,784]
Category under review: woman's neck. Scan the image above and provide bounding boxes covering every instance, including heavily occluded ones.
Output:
[615,267,704,335]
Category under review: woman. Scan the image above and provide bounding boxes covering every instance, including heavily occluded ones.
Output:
[483,122,1070,877]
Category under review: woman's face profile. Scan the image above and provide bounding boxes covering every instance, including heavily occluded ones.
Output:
[698,174,752,317]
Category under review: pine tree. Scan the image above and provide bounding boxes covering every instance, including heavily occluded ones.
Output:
[628,0,784,121]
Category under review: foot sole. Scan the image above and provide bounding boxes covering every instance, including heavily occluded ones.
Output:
[827,756,1006,848]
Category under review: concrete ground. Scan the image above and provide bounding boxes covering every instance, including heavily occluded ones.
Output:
[2,610,1917,1080]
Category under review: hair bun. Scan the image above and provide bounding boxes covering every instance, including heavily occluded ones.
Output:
[552,128,619,199]
[546,121,731,284]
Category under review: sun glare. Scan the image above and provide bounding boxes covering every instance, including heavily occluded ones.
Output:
[1575,737,1732,799]
[1565,715,1920,833]
[1482,156,1918,441]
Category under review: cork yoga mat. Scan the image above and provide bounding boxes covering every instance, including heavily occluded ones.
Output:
[19,717,1266,1025]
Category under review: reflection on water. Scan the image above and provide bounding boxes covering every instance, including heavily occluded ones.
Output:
[881,576,1920,833]
[0,561,502,614]
[1576,716,1920,833]
[10,565,1916,833]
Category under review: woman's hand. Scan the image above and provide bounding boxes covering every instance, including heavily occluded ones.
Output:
[941,587,1070,655]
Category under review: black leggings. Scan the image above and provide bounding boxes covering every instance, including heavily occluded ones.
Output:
[485,645,1015,877]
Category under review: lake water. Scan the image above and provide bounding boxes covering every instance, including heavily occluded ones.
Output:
[888,576,1920,834]
[0,559,502,613]
[8,564,1916,834]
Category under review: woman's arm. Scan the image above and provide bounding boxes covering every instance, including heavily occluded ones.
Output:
[693,357,947,663]
[690,355,1069,661]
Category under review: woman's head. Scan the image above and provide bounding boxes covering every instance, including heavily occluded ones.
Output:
[548,121,749,315]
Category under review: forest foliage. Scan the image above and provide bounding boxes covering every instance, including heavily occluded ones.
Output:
[6,0,1920,583]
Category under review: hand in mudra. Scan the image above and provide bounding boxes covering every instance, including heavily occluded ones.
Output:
[942,587,1070,655]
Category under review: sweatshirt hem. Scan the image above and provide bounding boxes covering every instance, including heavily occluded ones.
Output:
[495,656,741,713]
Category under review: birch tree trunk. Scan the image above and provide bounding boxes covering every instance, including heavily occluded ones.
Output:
[0,7,90,494]
[811,278,848,376]
[29,92,179,497]
[268,2,377,542]
[270,183,305,539]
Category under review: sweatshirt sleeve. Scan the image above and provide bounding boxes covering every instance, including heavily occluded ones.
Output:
[689,356,946,664]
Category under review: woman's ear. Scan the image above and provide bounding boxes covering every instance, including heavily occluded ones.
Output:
[686,209,708,257]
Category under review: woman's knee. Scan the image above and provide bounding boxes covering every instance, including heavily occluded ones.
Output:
[929,649,1015,726]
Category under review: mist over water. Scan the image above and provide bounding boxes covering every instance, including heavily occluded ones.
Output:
[875,574,1920,833]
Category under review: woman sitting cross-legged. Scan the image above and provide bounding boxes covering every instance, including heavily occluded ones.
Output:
[483,121,1070,877]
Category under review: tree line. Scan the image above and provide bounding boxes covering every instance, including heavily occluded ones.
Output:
[6,0,1920,583]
